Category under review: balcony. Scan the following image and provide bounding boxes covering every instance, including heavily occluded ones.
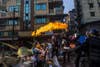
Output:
[49,9,55,15]
[0,30,32,41]
[48,0,62,2]
[0,12,20,19]
[34,0,47,3]
[18,31,32,37]
[49,7,63,15]
[54,7,63,14]
[0,25,20,31]
[0,5,6,10]
[48,0,63,5]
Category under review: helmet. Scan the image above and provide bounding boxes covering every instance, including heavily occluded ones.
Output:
[90,29,99,36]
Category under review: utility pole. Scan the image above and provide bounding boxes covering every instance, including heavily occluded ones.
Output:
[12,8,15,42]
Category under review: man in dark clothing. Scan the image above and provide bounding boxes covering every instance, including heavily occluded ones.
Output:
[85,32,100,67]
[75,30,100,67]
[51,35,59,57]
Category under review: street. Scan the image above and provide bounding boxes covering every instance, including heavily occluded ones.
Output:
[0,0,100,67]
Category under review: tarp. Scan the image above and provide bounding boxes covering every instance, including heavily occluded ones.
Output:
[17,47,30,57]
[32,22,68,36]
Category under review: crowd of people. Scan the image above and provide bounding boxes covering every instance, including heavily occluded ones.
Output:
[0,29,99,67]
[17,29,100,67]
[17,30,100,67]
[17,32,78,67]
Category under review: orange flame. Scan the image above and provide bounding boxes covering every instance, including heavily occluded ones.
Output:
[32,22,68,36]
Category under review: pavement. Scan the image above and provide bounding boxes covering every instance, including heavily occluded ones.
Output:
[58,53,76,67]
[64,63,75,67]
[60,61,75,67]
[0,51,76,67]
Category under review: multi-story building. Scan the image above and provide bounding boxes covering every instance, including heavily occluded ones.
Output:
[74,0,100,31]
[0,0,67,44]
[68,9,78,32]
[0,0,20,41]
[0,0,6,10]
[20,0,66,30]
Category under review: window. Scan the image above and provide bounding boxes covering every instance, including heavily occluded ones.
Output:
[16,0,20,3]
[89,3,94,8]
[23,0,31,30]
[8,20,18,25]
[24,0,30,21]
[34,0,37,2]
[8,6,14,12]
[26,1,29,4]
[25,16,29,20]
[2,0,6,4]
[35,3,46,10]
[8,32,17,36]
[0,32,4,36]
[8,6,19,12]
[97,0,100,7]
[1,13,6,17]
[26,13,29,16]
[35,18,47,24]
[90,12,95,17]
[98,2,100,7]
[8,32,13,36]
[97,0,100,2]
[15,6,19,12]
[88,0,94,3]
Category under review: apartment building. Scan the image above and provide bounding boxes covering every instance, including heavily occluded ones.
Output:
[0,0,67,42]
[68,9,78,32]
[20,0,66,30]
[74,0,100,31]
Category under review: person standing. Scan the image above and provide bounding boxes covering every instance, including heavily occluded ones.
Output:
[86,30,100,67]
[75,30,100,67]
[47,41,52,59]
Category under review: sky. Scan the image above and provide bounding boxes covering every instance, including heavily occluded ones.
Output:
[63,0,75,14]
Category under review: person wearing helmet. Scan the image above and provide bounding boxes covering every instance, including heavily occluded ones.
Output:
[75,29,100,67]
[81,29,99,67]
[86,29,100,67]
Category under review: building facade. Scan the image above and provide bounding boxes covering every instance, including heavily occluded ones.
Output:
[0,0,20,41]
[20,0,66,31]
[68,9,78,32]
[0,0,67,43]
[74,0,100,31]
